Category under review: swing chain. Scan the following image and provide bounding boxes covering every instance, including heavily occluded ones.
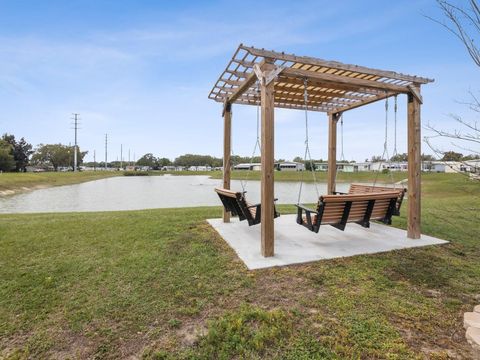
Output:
[373,94,397,188]
[340,114,345,162]
[297,78,320,205]
[240,80,262,192]
[393,94,398,157]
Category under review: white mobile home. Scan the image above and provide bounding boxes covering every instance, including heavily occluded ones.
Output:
[234,163,261,171]
[277,162,305,171]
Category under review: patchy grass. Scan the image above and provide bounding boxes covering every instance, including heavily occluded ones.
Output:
[0,174,479,359]
[0,171,121,195]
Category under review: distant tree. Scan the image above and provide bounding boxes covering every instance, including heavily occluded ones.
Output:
[157,157,172,167]
[174,154,222,167]
[463,153,480,160]
[0,140,15,172]
[1,134,33,172]
[32,144,87,171]
[305,162,316,171]
[371,155,385,162]
[441,151,463,161]
[421,154,436,161]
[136,153,158,168]
[293,156,304,163]
[390,153,408,162]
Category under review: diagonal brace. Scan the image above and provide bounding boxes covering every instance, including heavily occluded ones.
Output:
[253,63,285,85]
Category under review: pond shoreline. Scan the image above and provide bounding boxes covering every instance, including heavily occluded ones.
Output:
[0,175,350,214]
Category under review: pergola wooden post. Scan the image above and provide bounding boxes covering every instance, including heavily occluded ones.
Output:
[222,102,232,223]
[407,86,422,238]
[209,44,433,256]
[327,112,340,195]
[260,62,276,257]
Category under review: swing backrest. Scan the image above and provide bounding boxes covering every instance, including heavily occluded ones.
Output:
[316,192,399,229]
[214,188,249,221]
[348,184,406,215]
[215,187,280,226]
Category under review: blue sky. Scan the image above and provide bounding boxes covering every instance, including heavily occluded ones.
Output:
[0,0,478,162]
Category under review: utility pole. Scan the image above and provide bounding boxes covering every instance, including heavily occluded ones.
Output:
[93,150,96,171]
[105,134,108,170]
[71,113,80,172]
[120,144,123,170]
[128,149,131,166]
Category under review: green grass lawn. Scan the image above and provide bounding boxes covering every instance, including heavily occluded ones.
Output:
[0,171,122,195]
[0,174,479,359]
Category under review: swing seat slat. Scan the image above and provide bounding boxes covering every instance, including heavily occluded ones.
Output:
[335,183,406,216]
[215,188,280,226]
[296,192,399,233]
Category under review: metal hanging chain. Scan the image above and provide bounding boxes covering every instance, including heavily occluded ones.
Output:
[373,95,390,187]
[393,95,398,157]
[340,114,346,162]
[373,95,397,188]
[297,78,320,205]
[240,81,261,193]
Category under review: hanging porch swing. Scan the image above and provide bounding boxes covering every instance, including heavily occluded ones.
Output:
[295,80,404,233]
[215,82,280,226]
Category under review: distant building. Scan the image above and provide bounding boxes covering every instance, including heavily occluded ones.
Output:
[277,162,305,171]
[188,165,212,171]
[428,161,475,173]
[162,166,176,171]
[234,163,261,171]
[314,162,359,172]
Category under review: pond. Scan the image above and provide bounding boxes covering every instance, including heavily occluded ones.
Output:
[0,175,351,214]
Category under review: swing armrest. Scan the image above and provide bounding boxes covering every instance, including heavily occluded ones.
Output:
[295,204,318,214]
[296,204,319,230]
[246,198,278,209]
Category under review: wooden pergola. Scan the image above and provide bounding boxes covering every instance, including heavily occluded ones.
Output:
[209,44,434,257]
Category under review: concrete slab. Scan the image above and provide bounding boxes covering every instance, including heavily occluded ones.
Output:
[466,327,480,353]
[465,312,480,329]
[207,214,448,270]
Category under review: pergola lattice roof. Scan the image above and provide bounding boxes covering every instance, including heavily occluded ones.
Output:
[208,44,434,113]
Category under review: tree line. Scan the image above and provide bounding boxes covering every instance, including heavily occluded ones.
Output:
[0,133,87,172]
[1,132,478,173]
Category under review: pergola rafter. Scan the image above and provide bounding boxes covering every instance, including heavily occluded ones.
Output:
[209,44,433,114]
[209,44,434,258]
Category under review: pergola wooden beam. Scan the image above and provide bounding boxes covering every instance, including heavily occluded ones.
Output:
[327,112,340,195]
[222,102,232,222]
[277,75,382,97]
[242,45,433,84]
[260,62,276,257]
[281,67,411,94]
[407,86,422,239]
[227,70,258,103]
[329,91,395,114]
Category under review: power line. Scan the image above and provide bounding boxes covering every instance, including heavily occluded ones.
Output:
[71,113,80,172]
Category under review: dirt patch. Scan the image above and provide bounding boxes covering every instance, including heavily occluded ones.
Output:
[0,184,49,197]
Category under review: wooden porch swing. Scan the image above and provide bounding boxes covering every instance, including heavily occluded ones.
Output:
[295,79,404,233]
[209,44,433,257]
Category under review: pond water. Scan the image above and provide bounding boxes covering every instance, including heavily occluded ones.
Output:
[0,175,351,214]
